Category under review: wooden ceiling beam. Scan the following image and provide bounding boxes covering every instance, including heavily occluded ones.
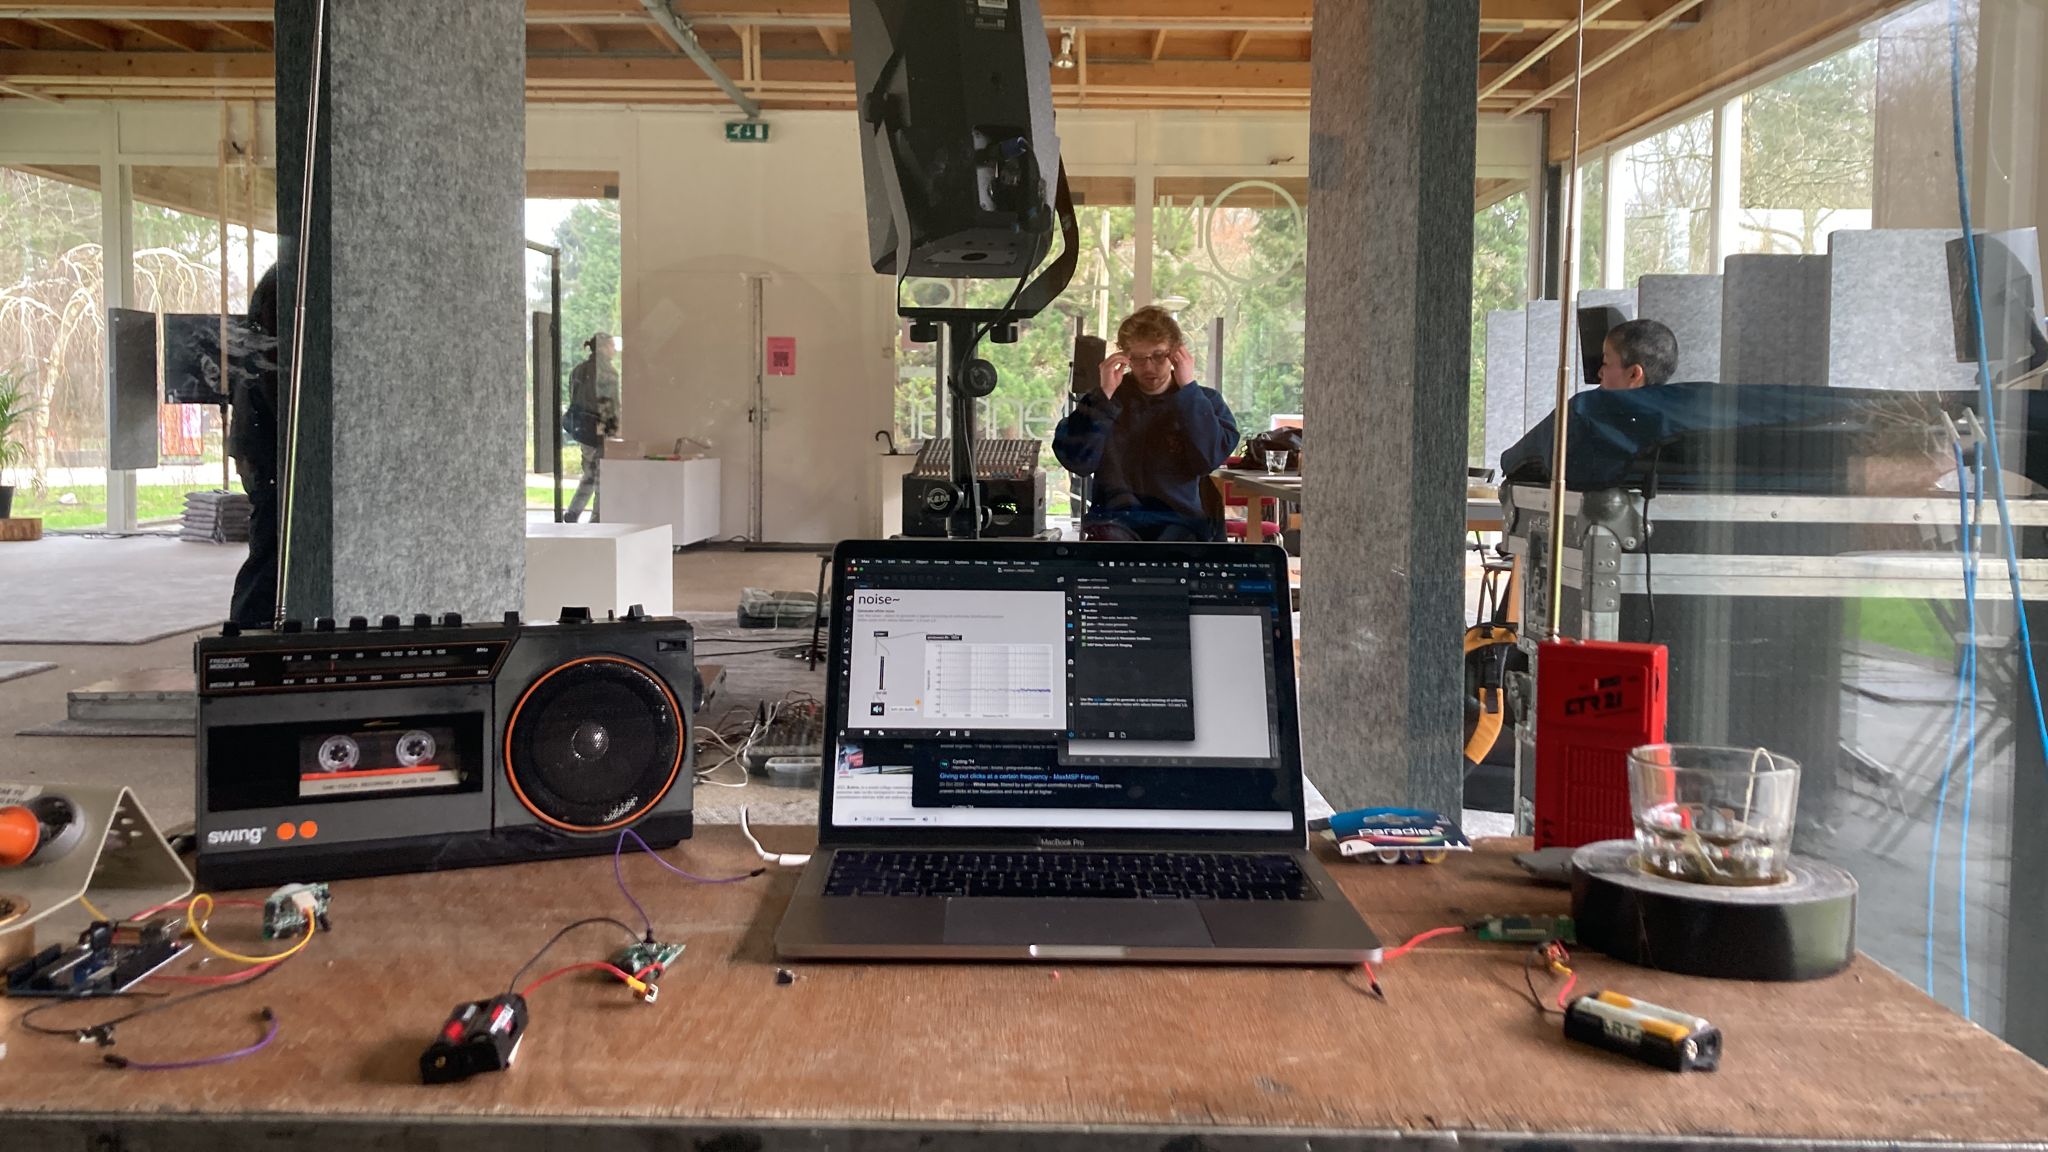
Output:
[27,17,117,50]
[0,0,1705,37]
[1507,0,1705,117]
[0,1,268,17]
[0,20,37,49]
[1227,29,1252,60]
[815,24,836,57]
[1477,0,1627,100]
[0,77,57,100]
[207,19,266,49]
[121,17,206,50]
[0,47,268,80]
[1148,29,1166,60]
[1548,0,1916,162]
[559,21,600,51]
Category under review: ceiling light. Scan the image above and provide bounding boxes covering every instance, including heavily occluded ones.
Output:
[1055,29,1077,70]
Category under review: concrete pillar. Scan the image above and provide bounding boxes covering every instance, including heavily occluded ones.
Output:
[1302,0,1479,814]
[274,0,527,622]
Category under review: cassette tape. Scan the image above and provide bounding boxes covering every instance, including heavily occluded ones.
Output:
[298,724,464,799]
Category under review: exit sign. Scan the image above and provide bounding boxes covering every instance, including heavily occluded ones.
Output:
[725,121,770,143]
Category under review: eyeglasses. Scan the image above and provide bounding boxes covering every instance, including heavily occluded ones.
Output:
[1128,352,1173,367]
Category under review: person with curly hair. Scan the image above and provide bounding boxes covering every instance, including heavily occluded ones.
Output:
[1053,305,1239,541]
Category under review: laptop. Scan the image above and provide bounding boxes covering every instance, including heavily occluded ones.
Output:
[774,538,1381,964]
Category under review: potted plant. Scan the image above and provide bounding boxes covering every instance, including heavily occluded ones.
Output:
[0,372,35,520]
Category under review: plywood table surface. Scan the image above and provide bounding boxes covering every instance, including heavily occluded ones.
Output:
[3,828,2045,1150]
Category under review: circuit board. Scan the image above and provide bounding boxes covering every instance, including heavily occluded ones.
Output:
[5,916,190,998]
[263,882,331,939]
[612,941,685,978]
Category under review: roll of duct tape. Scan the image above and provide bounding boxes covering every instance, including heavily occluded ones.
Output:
[1571,839,1858,982]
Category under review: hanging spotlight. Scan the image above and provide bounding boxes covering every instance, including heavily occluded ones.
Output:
[1054,28,1077,70]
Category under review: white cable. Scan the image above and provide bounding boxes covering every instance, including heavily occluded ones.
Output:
[739,805,809,868]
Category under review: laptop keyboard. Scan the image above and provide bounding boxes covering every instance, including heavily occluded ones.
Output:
[823,850,1314,901]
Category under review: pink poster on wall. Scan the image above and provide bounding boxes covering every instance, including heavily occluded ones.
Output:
[766,336,796,376]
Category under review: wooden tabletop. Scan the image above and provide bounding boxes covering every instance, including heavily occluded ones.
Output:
[5,828,2046,1150]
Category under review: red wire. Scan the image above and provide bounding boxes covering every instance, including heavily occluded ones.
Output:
[1556,970,1579,1008]
[126,896,266,923]
[519,961,640,998]
[1384,925,1466,961]
[152,961,281,986]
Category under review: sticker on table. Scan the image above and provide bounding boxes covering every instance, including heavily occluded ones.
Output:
[766,336,796,376]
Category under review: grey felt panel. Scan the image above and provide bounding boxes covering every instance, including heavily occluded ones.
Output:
[1721,254,1831,387]
[1301,0,1478,815]
[1580,288,1637,318]
[1524,299,1565,426]
[1482,309,1526,469]
[1826,229,1979,392]
[1638,274,1723,384]
[325,0,527,621]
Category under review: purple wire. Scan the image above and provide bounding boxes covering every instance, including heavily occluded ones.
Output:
[612,830,657,938]
[619,827,759,884]
[108,1010,279,1072]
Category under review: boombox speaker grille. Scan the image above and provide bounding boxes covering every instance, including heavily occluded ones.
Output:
[504,656,682,833]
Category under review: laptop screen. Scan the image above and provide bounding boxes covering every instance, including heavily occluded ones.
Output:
[823,541,1299,837]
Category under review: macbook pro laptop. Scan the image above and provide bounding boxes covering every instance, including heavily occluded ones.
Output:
[774,538,1380,964]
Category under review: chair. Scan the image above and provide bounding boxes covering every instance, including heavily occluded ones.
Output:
[1203,474,1279,542]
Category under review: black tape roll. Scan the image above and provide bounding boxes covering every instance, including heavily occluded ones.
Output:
[1570,839,1858,982]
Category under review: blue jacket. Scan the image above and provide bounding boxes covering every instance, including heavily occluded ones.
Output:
[1053,381,1240,538]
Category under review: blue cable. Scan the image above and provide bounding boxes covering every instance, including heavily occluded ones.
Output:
[1948,0,2048,1020]
[1949,0,2048,746]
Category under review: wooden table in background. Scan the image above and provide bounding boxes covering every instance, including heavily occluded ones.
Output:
[4,828,2044,1149]
[1214,472,1509,542]
[1214,468,1302,544]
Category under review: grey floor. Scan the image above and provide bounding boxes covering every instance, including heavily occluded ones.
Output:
[0,534,249,644]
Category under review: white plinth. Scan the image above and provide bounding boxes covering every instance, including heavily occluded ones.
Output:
[875,453,918,537]
[599,457,721,546]
[524,521,674,622]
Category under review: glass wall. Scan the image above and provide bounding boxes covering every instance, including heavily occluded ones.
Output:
[1576,161,1604,290]
[1153,177,1308,438]
[525,192,619,515]
[0,167,106,530]
[1495,0,2048,1060]
[129,165,280,526]
[1618,110,1716,280]
[1734,41,1877,255]
[1470,191,1532,461]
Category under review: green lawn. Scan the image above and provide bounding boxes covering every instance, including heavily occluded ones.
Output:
[1850,598,1955,664]
[8,484,193,532]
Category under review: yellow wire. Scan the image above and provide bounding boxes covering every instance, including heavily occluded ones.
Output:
[77,894,110,921]
[185,892,318,965]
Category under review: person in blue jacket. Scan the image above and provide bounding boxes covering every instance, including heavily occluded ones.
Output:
[1053,306,1239,541]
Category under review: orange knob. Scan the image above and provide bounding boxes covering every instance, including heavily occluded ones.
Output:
[0,805,40,868]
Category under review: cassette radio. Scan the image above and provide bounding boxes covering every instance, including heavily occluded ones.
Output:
[194,607,695,889]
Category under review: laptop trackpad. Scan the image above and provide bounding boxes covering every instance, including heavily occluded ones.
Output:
[942,899,1213,948]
